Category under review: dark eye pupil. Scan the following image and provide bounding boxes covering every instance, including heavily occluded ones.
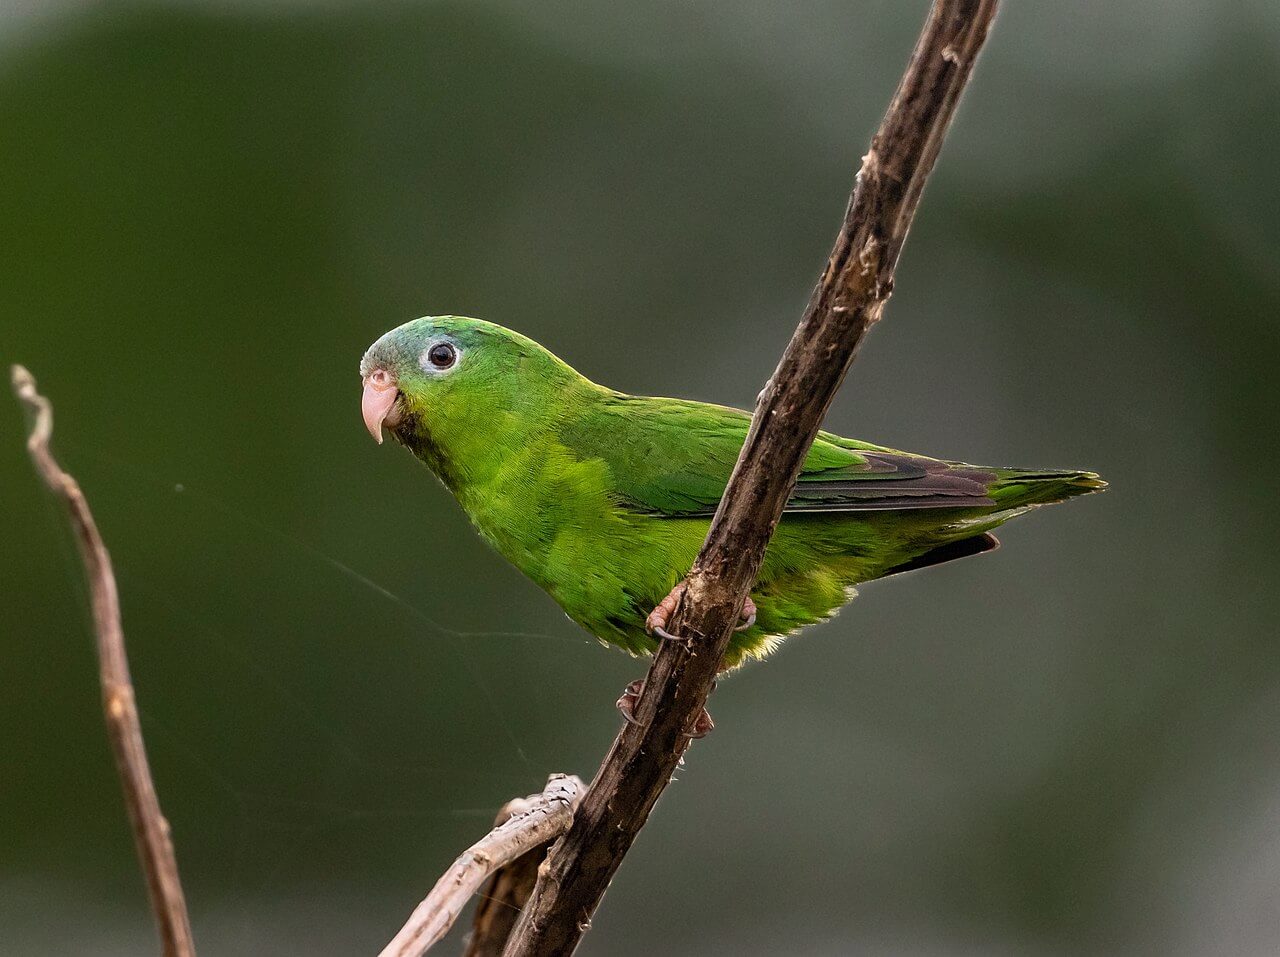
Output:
[428,343,456,368]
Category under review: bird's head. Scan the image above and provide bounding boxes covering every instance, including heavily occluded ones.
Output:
[359,316,589,467]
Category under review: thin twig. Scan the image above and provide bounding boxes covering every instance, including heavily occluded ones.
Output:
[379,774,584,957]
[502,3,1001,954]
[462,800,555,957]
[11,365,196,957]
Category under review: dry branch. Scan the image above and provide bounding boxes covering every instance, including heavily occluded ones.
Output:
[379,774,584,957]
[11,365,196,957]
[463,801,557,957]
[502,2,1001,954]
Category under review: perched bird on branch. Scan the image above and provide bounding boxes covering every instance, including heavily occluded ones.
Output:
[360,316,1103,675]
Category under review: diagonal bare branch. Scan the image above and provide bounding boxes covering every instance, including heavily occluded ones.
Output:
[11,365,197,957]
[502,3,1001,954]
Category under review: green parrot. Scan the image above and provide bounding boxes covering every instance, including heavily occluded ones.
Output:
[360,316,1104,673]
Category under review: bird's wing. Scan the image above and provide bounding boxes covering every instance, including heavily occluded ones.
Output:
[563,395,995,516]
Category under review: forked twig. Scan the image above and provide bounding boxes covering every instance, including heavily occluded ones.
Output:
[11,365,196,957]
[462,798,557,957]
[379,774,584,957]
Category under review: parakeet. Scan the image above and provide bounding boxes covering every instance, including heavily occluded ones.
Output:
[360,316,1104,670]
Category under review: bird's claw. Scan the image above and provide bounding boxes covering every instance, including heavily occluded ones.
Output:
[686,707,715,739]
[645,584,757,640]
[615,678,714,738]
[616,679,648,728]
[645,583,687,640]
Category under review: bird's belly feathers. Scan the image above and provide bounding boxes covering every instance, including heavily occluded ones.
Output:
[453,452,904,666]
[458,459,710,655]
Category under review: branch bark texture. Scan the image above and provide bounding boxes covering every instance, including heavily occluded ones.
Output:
[503,2,1000,954]
[379,774,583,957]
[11,365,196,957]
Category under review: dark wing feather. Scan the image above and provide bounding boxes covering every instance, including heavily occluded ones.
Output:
[781,452,996,513]
[877,532,1001,577]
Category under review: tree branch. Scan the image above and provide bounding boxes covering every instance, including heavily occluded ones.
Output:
[502,2,1000,953]
[378,774,584,957]
[11,365,197,957]
[462,800,561,957]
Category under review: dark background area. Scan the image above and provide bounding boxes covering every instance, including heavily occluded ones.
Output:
[3,2,1278,954]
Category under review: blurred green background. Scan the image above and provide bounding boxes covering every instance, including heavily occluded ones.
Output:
[3,2,1278,954]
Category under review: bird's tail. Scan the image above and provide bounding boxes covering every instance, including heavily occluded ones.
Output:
[986,467,1107,510]
[871,466,1104,582]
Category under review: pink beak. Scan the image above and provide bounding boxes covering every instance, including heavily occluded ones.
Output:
[361,369,399,444]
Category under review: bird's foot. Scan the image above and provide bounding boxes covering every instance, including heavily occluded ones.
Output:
[645,583,757,642]
[644,583,688,641]
[615,678,715,738]
[615,679,647,728]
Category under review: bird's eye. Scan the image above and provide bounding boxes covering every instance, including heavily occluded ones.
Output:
[424,342,457,370]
